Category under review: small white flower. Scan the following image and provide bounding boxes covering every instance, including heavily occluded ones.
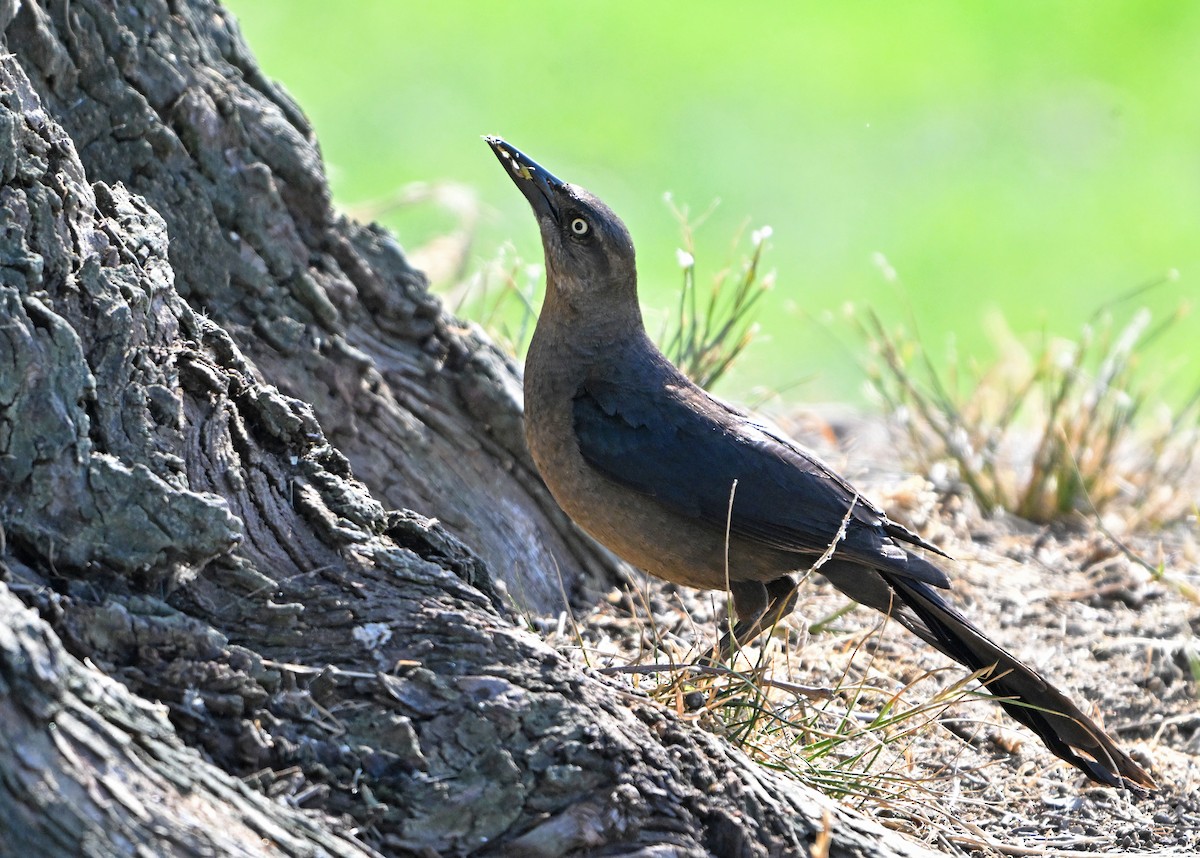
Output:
[676,248,695,269]
[751,225,773,247]
[871,251,897,282]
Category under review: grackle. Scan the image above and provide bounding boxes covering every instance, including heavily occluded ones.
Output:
[486,135,1154,790]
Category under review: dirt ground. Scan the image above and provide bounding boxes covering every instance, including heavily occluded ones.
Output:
[540,411,1200,857]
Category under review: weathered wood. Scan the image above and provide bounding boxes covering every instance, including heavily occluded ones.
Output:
[1,2,941,855]
[0,581,380,857]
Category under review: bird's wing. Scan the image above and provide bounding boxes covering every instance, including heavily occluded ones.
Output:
[573,377,948,587]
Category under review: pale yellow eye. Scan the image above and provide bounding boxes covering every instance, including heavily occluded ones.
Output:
[570,218,589,235]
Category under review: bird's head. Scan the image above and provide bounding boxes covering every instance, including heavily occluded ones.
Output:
[486,136,639,323]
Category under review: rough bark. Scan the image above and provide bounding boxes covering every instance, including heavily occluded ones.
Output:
[1,2,940,855]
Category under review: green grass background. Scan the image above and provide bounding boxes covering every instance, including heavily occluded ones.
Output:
[224,1,1198,407]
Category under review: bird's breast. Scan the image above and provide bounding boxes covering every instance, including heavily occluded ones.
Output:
[522,349,798,589]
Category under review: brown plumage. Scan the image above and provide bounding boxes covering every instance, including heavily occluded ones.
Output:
[486,135,1154,791]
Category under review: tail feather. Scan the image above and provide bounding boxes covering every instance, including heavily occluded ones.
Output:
[819,560,1155,790]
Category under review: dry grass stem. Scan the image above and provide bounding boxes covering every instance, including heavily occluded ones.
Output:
[853,285,1198,529]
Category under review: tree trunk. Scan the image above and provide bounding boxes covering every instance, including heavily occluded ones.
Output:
[0,2,939,855]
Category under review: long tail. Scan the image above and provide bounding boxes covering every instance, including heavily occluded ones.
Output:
[819,560,1155,790]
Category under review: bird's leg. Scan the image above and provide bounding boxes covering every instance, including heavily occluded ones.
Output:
[705,576,798,663]
[761,575,800,630]
[711,580,766,662]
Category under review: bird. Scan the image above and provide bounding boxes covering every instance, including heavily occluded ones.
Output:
[484,135,1155,791]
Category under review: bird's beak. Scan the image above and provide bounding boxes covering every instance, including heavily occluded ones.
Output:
[485,136,564,220]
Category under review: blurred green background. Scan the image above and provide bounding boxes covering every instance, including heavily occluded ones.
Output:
[225,0,1198,407]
